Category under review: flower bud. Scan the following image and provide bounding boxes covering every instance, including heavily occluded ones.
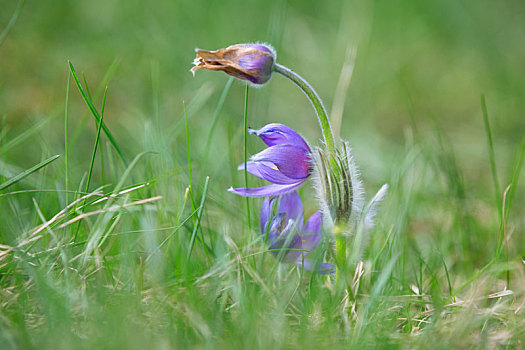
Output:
[312,142,364,229]
[191,43,276,85]
[312,141,388,236]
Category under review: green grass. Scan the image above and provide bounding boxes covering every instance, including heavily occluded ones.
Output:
[1,0,525,348]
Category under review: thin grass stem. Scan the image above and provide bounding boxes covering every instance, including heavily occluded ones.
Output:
[0,155,60,192]
[186,176,210,261]
[0,0,24,48]
[85,88,107,193]
[64,70,71,204]
[68,61,128,169]
[243,84,251,230]
[480,95,501,209]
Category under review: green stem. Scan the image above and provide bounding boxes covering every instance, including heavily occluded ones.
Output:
[335,234,346,286]
[243,85,251,230]
[274,62,344,284]
[273,63,336,155]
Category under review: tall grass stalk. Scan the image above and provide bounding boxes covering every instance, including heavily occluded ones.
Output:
[243,84,251,230]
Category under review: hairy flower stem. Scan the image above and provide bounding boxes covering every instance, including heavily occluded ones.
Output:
[273,63,337,158]
[335,235,346,285]
[274,63,346,284]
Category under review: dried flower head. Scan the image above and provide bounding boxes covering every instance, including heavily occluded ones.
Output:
[191,43,276,86]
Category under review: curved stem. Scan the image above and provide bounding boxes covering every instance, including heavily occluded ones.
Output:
[274,62,345,285]
[273,63,336,155]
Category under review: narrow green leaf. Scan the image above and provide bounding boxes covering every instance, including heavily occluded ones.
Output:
[0,117,52,155]
[243,84,251,230]
[68,61,128,168]
[0,155,60,192]
[85,87,107,193]
[186,176,210,261]
[0,0,25,48]
[64,70,71,204]
[481,94,501,208]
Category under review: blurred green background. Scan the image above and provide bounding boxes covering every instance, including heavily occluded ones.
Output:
[1,0,524,347]
[2,0,524,168]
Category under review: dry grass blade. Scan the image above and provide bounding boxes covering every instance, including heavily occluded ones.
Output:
[27,190,103,238]
[58,196,162,228]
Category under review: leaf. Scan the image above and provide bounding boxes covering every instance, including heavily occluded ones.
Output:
[0,155,60,192]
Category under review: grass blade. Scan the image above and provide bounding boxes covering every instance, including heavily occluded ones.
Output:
[0,117,52,155]
[184,101,193,194]
[480,94,501,208]
[243,85,251,230]
[85,87,108,193]
[0,155,60,192]
[186,176,210,261]
[0,0,24,48]
[68,61,128,168]
[70,58,121,148]
[64,70,71,203]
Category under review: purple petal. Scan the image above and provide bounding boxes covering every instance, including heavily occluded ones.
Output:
[299,232,321,253]
[269,213,287,234]
[238,161,299,185]
[266,213,287,246]
[304,211,322,234]
[270,233,304,263]
[278,192,303,228]
[228,182,303,197]
[251,144,310,180]
[249,123,311,152]
[238,53,273,73]
[260,196,275,234]
[250,44,276,56]
[296,259,336,275]
[301,212,322,251]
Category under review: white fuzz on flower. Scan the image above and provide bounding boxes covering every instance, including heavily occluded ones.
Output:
[311,141,387,238]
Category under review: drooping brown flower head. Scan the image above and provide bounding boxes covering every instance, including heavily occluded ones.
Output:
[191,43,276,85]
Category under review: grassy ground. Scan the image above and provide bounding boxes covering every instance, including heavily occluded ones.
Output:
[1,0,524,348]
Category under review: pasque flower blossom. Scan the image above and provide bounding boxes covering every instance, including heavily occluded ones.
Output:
[228,123,312,197]
[191,43,275,86]
[261,191,334,274]
[191,42,388,278]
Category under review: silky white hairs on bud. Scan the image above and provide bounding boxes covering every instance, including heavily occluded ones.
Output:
[363,184,388,234]
[311,141,387,238]
[341,141,365,229]
[310,146,334,229]
[252,41,277,61]
[311,141,361,231]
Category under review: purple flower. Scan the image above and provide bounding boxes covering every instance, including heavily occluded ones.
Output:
[261,191,334,274]
[191,43,275,85]
[229,123,312,197]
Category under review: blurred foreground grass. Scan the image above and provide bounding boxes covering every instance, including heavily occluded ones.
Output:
[1,0,524,348]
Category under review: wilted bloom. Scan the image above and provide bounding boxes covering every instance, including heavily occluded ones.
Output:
[261,191,334,274]
[191,43,276,86]
[229,123,312,197]
[312,141,388,235]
